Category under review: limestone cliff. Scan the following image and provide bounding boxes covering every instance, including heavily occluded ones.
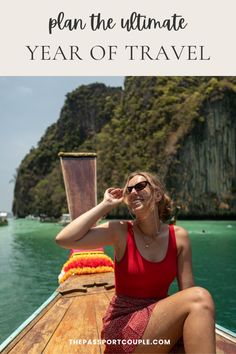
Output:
[13,77,236,219]
[166,93,236,217]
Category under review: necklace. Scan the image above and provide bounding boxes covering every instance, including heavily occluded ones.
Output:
[136,221,162,248]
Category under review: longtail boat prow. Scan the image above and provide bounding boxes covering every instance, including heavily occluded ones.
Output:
[0,152,236,354]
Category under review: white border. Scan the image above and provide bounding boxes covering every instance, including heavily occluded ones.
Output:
[0,0,236,75]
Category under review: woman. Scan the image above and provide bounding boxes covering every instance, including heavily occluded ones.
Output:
[56,171,215,353]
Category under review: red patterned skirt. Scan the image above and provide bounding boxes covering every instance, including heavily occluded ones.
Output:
[101,295,160,353]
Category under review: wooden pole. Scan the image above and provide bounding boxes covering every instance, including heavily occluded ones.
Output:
[58,151,112,274]
[59,152,97,220]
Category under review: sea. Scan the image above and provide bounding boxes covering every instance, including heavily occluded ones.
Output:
[0,219,235,344]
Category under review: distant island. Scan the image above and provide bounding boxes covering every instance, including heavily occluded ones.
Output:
[13,77,236,219]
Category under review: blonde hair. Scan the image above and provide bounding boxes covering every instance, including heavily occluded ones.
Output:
[123,171,172,222]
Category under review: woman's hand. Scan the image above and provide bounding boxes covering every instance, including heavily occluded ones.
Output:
[56,188,123,249]
[103,188,124,207]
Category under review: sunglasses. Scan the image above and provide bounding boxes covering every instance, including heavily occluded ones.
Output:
[126,180,150,194]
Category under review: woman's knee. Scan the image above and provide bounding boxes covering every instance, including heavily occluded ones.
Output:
[188,286,215,314]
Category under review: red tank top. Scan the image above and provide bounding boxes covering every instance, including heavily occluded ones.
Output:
[115,222,177,299]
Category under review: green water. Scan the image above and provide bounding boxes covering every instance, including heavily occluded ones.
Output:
[0,219,235,344]
[0,219,70,344]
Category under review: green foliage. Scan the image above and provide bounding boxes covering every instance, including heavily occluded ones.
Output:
[13,77,236,219]
[31,164,66,218]
[13,83,122,217]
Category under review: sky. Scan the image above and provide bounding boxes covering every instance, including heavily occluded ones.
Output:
[0,76,124,213]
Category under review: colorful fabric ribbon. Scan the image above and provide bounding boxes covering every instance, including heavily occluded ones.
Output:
[58,250,114,283]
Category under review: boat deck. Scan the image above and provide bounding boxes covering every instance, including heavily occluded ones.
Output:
[1,272,236,354]
[1,273,114,354]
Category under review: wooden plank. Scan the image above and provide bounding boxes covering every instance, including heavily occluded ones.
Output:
[105,290,115,301]
[57,273,114,295]
[3,281,235,354]
[93,292,111,353]
[62,287,115,298]
[57,274,89,294]
[4,297,73,354]
[216,333,236,354]
[1,294,62,354]
[44,294,101,354]
[216,329,236,344]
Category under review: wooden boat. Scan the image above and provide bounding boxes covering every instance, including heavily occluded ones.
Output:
[1,271,236,354]
[1,153,236,354]
[58,213,71,226]
[0,211,8,226]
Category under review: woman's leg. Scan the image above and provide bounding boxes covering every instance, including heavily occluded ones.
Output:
[133,286,215,354]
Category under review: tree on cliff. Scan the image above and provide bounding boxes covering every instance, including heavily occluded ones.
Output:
[13,77,236,219]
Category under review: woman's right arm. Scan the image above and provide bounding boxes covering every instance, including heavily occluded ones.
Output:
[55,188,123,249]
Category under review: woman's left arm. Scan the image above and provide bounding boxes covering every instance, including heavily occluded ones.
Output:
[175,226,195,290]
